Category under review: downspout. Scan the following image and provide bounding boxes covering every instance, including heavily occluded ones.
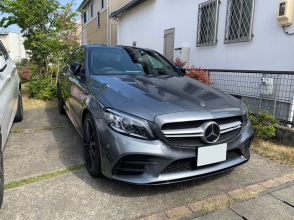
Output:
[81,13,84,45]
[288,95,294,128]
[107,0,109,45]
[110,23,112,45]
[18,33,21,58]
[117,17,120,45]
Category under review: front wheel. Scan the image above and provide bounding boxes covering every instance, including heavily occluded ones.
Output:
[14,91,23,122]
[83,113,102,177]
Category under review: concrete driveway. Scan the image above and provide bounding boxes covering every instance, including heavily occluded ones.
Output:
[0,108,293,219]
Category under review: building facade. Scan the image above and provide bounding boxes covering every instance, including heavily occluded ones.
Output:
[78,0,132,45]
[0,31,27,61]
[110,0,294,124]
[111,0,294,71]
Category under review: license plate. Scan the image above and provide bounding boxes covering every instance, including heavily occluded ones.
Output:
[197,143,227,167]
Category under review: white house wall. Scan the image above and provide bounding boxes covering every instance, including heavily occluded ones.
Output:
[0,32,27,61]
[117,0,294,71]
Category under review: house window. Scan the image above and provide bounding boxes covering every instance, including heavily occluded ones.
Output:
[97,12,100,28]
[101,0,104,9]
[83,10,88,23]
[224,0,255,43]
[196,0,220,47]
[90,3,94,17]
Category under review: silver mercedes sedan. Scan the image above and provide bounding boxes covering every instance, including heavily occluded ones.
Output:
[57,44,254,185]
[0,40,23,207]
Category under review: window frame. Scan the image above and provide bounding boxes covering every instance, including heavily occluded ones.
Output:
[97,11,100,28]
[196,0,220,47]
[83,9,89,23]
[90,3,94,18]
[224,0,255,44]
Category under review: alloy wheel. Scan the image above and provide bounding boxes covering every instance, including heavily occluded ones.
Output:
[83,118,96,171]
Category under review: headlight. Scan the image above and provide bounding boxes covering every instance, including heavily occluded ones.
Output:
[103,109,156,140]
[241,102,248,127]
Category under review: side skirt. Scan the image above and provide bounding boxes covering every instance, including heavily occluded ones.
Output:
[64,106,83,139]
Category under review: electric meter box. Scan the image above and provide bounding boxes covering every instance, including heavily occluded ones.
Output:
[261,78,274,95]
[277,0,294,26]
[174,47,190,68]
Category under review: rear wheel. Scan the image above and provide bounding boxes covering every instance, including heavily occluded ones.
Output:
[58,86,66,115]
[83,113,102,177]
[14,91,23,122]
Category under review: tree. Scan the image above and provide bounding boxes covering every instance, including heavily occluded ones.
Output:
[0,0,80,74]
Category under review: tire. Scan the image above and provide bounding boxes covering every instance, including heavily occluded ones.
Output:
[83,113,102,177]
[58,86,66,115]
[0,153,4,208]
[14,91,23,122]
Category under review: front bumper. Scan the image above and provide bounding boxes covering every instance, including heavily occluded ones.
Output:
[96,118,254,185]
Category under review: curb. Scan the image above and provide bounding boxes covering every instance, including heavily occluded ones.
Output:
[138,172,294,220]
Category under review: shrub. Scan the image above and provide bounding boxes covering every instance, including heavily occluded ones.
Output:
[172,57,186,68]
[27,76,57,100]
[249,109,279,139]
[186,66,212,85]
[172,57,212,85]
[17,68,31,83]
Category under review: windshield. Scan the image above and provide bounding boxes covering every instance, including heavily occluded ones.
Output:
[89,47,180,76]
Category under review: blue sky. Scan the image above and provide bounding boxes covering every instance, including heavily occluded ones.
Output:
[0,0,81,33]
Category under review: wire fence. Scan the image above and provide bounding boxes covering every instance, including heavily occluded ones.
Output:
[208,69,294,126]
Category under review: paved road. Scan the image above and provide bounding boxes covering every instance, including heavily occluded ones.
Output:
[0,108,293,219]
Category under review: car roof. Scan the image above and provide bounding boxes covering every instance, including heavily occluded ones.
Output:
[85,44,153,52]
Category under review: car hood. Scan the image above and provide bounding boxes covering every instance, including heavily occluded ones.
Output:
[90,75,241,121]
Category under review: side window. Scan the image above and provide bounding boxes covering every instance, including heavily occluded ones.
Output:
[0,41,9,60]
[149,56,163,69]
[224,0,255,43]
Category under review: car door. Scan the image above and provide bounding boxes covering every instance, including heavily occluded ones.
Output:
[62,47,87,128]
[0,40,16,150]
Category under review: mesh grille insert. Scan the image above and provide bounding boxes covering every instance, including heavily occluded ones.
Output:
[161,149,242,174]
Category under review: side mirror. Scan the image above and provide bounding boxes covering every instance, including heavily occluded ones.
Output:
[0,55,7,72]
[175,65,186,75]
[70,62,82,76]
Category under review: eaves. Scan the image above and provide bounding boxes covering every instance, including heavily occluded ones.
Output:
[109,0,146,19]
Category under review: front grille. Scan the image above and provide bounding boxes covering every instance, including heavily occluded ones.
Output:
[161,116,242,148]
[162,117,240,130]
[165,128,242,148]
[161,149,242,174]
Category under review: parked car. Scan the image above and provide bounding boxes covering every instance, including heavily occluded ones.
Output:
[57,45,254,185]
[0,40,23,207]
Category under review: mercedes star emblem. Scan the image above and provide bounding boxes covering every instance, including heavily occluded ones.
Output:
[200,102,206,107]
[202,122,220,143]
